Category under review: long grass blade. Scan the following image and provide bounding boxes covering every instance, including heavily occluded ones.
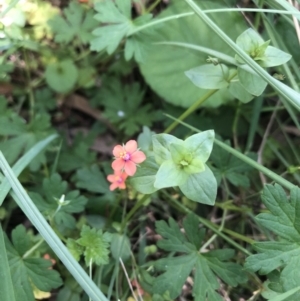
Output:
[0,152,109,301]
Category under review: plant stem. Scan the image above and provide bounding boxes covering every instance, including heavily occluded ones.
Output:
[22,238,44,259]
[120,195,150,232]
[200,209,228,252]
[164,70,237,134]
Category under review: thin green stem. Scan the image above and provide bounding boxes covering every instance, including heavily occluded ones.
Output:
[164,70,237,134]
[165,114,296,191]
[22,239,44,259]
[120,195,150,232]
[0,0,21,18]
[200,209,228,252]
[146,0,161,14]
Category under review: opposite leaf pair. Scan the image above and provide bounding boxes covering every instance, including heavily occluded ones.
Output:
[130,130,218,205]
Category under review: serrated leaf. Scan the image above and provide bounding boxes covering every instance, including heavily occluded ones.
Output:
[91,0,153,61]
[153,214,247,299]
[48,2,97,44]
[245,184,300,299]
[77,225,111,266]
[75,165,110,194]
[67,238,84,261]
[30,173,87,230]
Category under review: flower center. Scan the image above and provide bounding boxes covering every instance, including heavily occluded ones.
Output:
[115,176,123,184]
[120,151,131,161]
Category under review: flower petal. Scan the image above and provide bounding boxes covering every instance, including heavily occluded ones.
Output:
[113,145,124,157]
[112,158,125,171]
[131,151,146,164]
[107,174,115,182]
[125,140,137,153]
[119,182,126,189]
[124,161,137,176]
[110,183,118,191]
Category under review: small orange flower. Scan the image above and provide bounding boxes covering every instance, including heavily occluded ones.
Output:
[112,140,146,176]
[107,171,128,191]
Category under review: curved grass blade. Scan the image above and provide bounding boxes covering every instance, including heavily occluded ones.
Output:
[0,152,109,301]
[0,134,58,206]
[0,223,16,301]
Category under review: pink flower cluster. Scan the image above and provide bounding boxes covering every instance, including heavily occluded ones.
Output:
[107,140,146,191]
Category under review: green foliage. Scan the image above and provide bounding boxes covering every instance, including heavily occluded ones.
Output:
[48,1,97,44]
[45,60,78,93]
[57,133,97,172]
[0,99,53,169]
[91,0,153,61]
[29,173,87,230]
[139,1,246,108]
[98,77,158,135]
[210,141,255,187]
[4,225,62,301]
[235,28,291,67]
[245,184,300,300]
[152,214,247,300]
[76,225,111,266]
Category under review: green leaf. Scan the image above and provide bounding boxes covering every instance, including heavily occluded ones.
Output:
[179,165,217,205]
[245,184,300,298]
[184,130,215,162]
[67,238,84,261]
[154,160,189,189]
[97,77,157,135]
[153,214,247,299]
[185,64,230,89]
[77,225,111,266]
[129,156,159,194]
[91,0,153,60]
[139,1,246,108]
[262,46,292,68]
[48,2,97,44]
[0,152,109,301]
[4,225,62,301]
[75,165,110,194]
[152,134,183,165]
[228,80,254,103]
[210,141,255,187]
[110,234,131,261]
[0,224,16,301]
[238,67,267,96]
[30,173,87,230]
[45,60,78,93]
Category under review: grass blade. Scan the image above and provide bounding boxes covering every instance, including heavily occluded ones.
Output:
[0,134,58,206]
[0,223,16,301]
[0,152,109,301]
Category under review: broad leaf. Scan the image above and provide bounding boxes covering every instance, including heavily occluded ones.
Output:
[185,64,230,89]
[179,165,217,205]
[139,1,246,108]
[228,80,254,103]
[45,60,78,93]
